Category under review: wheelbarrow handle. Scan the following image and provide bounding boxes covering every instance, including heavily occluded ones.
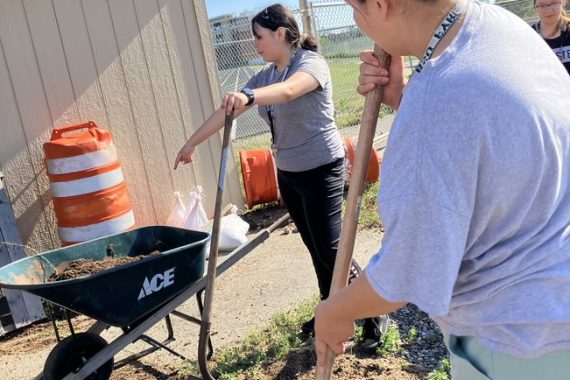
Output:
[198,110,235,380]
[315,45,391,380]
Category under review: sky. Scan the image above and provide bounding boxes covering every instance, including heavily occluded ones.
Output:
[205,0,300,18]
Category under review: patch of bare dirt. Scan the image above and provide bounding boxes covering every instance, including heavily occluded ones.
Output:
[235,345,427,380]
[241,203,289,232]
[0,315,93,355]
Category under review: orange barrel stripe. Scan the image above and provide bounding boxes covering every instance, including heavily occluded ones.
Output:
[44,121,135,246]
[52,182,132,227]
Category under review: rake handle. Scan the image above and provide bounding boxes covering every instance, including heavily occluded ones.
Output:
[315,45,391,380]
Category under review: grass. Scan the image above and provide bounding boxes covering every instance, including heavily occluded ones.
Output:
[328,61,396,130]
[178,297,318,380]
[353,181,383,231]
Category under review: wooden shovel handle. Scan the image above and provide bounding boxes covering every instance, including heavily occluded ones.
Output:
[315,45,391,380]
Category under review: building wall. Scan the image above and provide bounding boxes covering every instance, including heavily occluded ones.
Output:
[0,0,243,251]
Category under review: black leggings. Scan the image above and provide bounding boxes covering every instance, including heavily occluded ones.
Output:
[277,158,344,300]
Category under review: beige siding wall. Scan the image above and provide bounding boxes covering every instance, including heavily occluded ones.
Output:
[0,0,243,251]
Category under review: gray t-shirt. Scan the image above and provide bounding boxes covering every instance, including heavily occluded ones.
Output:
[365,1,570,358]
[245,49,344,172]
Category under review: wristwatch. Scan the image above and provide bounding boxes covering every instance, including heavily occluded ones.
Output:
[240,87,255,106]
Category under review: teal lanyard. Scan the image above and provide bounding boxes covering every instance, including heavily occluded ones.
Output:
[266,50,297,145]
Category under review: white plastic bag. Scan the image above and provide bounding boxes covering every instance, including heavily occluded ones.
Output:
[183,186,209,231]
[219,206,249,251]
[165,191,186,227]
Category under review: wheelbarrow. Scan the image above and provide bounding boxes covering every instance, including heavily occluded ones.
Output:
[0,225,211,379]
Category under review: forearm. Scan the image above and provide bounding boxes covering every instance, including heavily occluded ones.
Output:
[320,272,406,321]
[187,106,246,147]
[252,82,295,105]
[249,72,319,106]
[186,108,225,147]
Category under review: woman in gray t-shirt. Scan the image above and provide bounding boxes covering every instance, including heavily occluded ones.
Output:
[175,3,382,349]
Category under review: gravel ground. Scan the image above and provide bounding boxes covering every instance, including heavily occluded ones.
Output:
[391,304,448,372]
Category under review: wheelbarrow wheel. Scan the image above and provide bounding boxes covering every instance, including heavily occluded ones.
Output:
[44,332,114,380]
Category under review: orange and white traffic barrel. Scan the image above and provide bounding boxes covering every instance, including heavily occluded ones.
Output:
[43,121,135,246]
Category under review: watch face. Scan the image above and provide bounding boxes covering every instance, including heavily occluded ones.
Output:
[241,88,254,105]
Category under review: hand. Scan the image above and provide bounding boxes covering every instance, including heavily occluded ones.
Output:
[174,141,196,170]
[314,299,355,373]
[358,50,406,110]
[222,92,249,115]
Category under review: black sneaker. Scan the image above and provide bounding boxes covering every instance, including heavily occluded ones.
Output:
[360,317,381,351]
[300,317,315,336]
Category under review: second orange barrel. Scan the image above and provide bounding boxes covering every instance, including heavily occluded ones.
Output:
[44,121,135,246]
[239,137,381,209]
[343,136,381,184]
[239,149,279,209]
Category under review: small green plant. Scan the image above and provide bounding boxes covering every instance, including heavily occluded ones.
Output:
[428,358,451,380]
[377,324,402,355]
[353,324,363,342]
[406,328,417,343]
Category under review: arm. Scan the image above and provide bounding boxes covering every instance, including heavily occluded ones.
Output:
[314,273,406,369]
[252,71,320,105]
[174,106,248,169]
[221,71,320,114]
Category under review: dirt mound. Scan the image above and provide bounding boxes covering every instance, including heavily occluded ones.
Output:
[262,346,424,380]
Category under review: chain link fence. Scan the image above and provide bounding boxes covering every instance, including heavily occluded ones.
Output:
[210,0,546,153]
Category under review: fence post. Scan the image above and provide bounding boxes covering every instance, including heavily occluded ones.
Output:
[298,0,316,37]
[0,171,45,334]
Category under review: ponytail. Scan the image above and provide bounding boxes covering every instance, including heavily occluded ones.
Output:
[300,34,319,52]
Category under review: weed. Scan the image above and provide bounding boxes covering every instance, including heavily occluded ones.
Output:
[406,328,417,343]
[377,324,402,355]
[428,358,451,380]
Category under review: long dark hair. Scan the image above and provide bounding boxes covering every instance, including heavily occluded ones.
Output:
[251,3,318,52]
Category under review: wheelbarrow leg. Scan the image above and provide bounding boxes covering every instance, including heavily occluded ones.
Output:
[45,301,62,342]
[197,289,214,359]
[165,314,174,341]
[64,308,76,338]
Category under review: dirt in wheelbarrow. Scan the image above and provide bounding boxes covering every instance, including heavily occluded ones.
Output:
[48,242,165,281]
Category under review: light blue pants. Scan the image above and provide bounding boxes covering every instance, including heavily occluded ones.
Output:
[445,335,570,380]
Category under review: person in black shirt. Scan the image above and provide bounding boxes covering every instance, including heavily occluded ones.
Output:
[533,0,570,74]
